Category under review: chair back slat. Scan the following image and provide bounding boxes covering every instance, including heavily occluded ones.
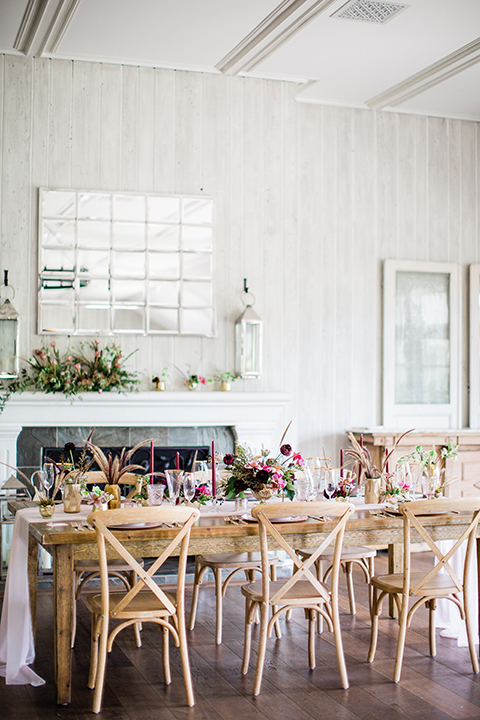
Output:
[252,501,355,606]
[399,499,480,597]
[88,506,199,617]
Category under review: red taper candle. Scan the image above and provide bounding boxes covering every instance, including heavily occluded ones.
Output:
[176,451,180,470]
[340,448,344,478]
[150,441,154,484]
[211,440,217,498]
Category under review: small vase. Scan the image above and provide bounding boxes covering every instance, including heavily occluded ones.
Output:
[187,382,198,391]
[63,483,81,513]
[252,488,273,504]
[220,381,231,392]
[104,483,122,509]
[155,381,166,391]
[39,503,55,519]
[364,478,381,504]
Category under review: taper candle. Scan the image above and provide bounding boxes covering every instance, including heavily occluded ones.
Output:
[211,440,217,498]
[150,441,154,484]
[176,452,180,470]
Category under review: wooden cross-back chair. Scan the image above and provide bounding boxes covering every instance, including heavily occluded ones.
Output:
[241,501,355,696]
[86,505,200,713]
[71,471,144,647]
[368,497,480,683]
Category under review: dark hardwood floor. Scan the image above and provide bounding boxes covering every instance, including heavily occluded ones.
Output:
[2,551,480,719]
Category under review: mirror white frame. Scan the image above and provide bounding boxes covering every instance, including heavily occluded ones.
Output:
[383,259,461,429]
[38,188,215,336]
[469,264,480,428]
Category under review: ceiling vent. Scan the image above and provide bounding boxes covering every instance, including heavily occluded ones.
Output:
[331,0,409,24]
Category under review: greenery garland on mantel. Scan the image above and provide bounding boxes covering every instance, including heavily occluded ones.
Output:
[0,339,139,412]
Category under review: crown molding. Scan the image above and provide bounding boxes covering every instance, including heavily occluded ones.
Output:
[13,0,81,58]
[366,36,480,110]
[215,0,338,76]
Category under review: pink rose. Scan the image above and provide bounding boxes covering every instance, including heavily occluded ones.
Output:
[95,351,101,358]
[50,341,56,347]
[74,363,81,370]
[66,355,73,362]
[51,359,57,365]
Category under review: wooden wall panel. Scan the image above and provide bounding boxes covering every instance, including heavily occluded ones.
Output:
[1,54,479,457]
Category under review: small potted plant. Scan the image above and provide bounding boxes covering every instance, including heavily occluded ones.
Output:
[211,370,239,392]
[176,365,206,391]
[152,368,169,391]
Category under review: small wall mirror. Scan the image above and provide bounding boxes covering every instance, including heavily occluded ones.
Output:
[38,188,215,336]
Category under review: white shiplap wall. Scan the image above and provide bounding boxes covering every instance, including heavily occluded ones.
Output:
[0,55,479,459]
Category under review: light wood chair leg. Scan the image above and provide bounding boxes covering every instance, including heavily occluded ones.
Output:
[214,567,223,645]
[393,596,409,683]
[428,599,436,657]
[331,590,349,689]
[71,570,79,648]
[188,556,203,631]
[308,609,316,669]
[242,598,254,674]
[367,557,375,613]
[270,563,282,639]
[177,611,195,707]
[464,587,480,674]
[345,562,356,615]
[317,559,324,633]
[367,588,379,663]
[253,602,269,696]
[134,621,142,648]
[92,616,109,714]
[162,624,171,685]
[88,613,99,689]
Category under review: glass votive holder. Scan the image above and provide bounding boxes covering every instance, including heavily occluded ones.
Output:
[235,497,248,512]
[147,484,165,506]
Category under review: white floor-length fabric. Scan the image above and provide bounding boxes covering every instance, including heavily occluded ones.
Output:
[0,505,89,685]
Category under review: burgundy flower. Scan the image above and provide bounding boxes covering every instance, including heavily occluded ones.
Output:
[223,453,234,465]
[64,442,76,453]
[233,478,247,494]
[256,469,270,485]
[280,444,292,456]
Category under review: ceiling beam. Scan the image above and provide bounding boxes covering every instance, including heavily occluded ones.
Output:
[216,0,338,76]
[366,36,480,110]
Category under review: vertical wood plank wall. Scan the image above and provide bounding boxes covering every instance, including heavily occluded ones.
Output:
[0,55,479,458]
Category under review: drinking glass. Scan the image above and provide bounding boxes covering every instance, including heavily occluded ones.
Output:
[183,473,196,504]
[421,473,437,500]
[147,484,165,506]
[165,469,183,504]
[42,463,55,495]
[294,470,312,501]
[324,469,338,500]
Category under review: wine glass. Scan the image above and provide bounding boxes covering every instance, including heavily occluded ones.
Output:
[165,469,184,504]
[324,469,338,500]
[42,463,56,495]
[421,473,437,500]
[183,473,196,504]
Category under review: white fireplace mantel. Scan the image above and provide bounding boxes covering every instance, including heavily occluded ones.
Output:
[0,391,294,484]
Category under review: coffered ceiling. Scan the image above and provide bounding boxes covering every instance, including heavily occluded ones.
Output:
[1,0,479,120]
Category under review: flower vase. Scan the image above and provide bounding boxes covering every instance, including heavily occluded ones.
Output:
[63,483,81,513]
[38,503,55,519]
[221,381,231,392]
[155,381,166,391]
[104,484,122,509]
[187,382,198,391]
[252,488,273,504]
[364,477,381,504]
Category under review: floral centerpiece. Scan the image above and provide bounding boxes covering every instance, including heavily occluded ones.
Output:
[0,339,139,411]
[179,483,212,506]
[86,438,153,508]
[398,442,458,497]
[175,365,206,391]
[222,443,304,501]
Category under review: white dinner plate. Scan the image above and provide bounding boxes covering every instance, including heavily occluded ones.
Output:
[241,514,309,524]
[114,522,163,530]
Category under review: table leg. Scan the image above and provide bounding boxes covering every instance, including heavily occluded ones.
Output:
[53,544,74,705]
[477,537,480,658]
[28,532,39,639]
[388,543,403,619]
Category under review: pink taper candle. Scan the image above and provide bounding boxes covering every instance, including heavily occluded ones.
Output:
[150,441,154,484]
[211,440,217,498]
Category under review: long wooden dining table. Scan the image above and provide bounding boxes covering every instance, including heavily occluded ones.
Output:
[9,500,480,705]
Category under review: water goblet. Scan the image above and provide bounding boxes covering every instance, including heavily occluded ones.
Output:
[42,463,56,495]
[165,469,184,504]
[147,483,165,506]
[421,473,437,500]
[324,469,338,501]
[183,473,196,504]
